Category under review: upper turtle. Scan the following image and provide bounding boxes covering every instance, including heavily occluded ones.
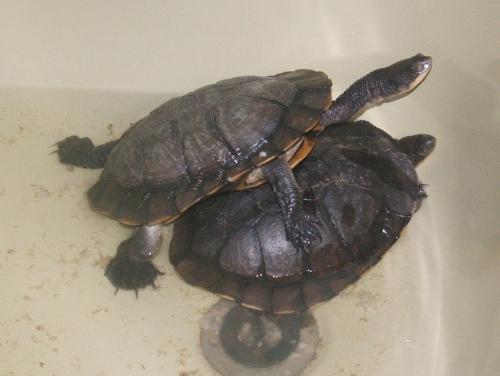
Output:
[88,70,332,225]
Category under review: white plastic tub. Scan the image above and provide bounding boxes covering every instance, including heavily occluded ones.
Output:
[1,1,498,375]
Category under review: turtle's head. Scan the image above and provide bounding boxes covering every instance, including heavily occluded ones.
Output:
[382,54,433,97]
[397,134,436,166]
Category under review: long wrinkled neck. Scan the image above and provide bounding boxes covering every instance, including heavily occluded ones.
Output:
[320,68,390,126]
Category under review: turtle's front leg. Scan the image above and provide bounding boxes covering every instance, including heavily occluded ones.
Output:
[105,225,164,295]
[262,156,320,250]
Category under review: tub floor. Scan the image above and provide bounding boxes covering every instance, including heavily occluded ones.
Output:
[0,82,498,376]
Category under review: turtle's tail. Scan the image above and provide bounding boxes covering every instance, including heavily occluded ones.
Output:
[54,136,118,169]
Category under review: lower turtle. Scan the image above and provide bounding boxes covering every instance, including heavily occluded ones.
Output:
[168,120,435,374]
[169,120,436,313]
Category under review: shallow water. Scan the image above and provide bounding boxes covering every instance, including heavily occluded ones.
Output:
[1,1,499,376]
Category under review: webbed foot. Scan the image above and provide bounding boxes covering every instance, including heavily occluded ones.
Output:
[55,135,117,169]
[105,251,164,293]
[285,213,322,250]
[56,135,99,168]
[105,225,164,294]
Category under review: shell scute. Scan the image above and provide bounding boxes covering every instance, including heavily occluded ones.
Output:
[219,227,263,279]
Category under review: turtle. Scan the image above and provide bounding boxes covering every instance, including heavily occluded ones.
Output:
[169,120,436,314]
[55,54,432,292]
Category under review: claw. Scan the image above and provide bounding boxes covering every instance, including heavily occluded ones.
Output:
[285,213,323,251]
[312,225,323,242]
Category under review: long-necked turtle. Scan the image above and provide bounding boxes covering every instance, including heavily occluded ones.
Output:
[55,54,432,292]
[169,121,436,314]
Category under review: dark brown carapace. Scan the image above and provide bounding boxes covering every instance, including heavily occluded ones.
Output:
[169,121,435,314]
[87,71,332,226]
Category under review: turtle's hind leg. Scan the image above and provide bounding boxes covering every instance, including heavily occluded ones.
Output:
[105,225,164,295]
[56,136,118,169]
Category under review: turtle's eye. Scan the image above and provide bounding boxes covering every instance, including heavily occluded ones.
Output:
[418,139,436,156]
[412,61,431,74]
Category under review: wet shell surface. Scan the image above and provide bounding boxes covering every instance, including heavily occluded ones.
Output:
[169,121,429,314]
